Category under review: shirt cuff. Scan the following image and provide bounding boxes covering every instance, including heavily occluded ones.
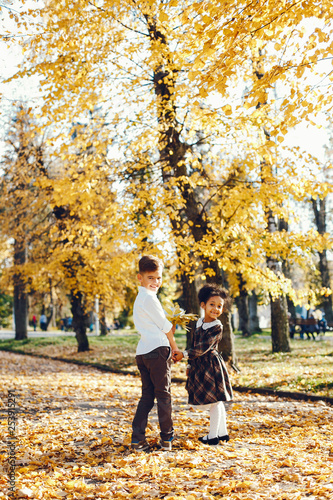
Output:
[162,318,173,333]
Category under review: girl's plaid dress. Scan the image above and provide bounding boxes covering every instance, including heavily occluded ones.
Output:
[186,318,233,405]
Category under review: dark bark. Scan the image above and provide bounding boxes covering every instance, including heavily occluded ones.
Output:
[311,197,333,322]
[46,279,54,329]
[13,239,28,340]
[235,274,250,336]
[271,294,291,353]
[178,271,200,349]
[100,305,108,336]
[235,294,250,336]
[249,292,261,333]
[204,263,238,369]
[219,310,238,371]
[253,48,290,353]
[71,291,89,352]
[266,211,291,353]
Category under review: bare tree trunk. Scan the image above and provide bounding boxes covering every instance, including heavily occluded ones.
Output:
[178,270,200,349]
[252,47,290,352]
[99,304,108,336]
[249,292,261,333]
[219,311,238,371]
[235,275,250,336]
[71,291,89,352]
[312,197,333,322]
[204,261,238,369]
[271,294,290,352]
[267,213,291,353]
[13,239,28,340]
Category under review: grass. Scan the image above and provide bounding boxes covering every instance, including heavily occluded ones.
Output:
[0,329,332,398]
[232,331,333,398]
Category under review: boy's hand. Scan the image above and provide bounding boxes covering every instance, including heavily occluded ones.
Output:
[172,350,184,363]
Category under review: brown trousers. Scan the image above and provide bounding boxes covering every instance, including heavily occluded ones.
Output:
[132,346,174,443]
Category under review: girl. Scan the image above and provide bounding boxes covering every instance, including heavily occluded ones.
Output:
[174,284,233,445]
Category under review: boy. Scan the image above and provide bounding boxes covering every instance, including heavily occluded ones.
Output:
[131,255,179,452]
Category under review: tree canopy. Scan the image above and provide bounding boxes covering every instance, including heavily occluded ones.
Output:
[1,0,333,349]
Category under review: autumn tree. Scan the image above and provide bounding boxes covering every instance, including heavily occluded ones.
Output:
[0,105,50,340]
[7,0,333,356]
[42,112,136,351]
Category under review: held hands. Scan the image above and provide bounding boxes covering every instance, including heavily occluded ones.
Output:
[172,350,184,363]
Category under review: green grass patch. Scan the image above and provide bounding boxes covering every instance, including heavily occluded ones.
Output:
[0,330,187,375]
[232,333,333,398]
[1,330,332,398]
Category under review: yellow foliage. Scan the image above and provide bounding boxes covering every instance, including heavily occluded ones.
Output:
[2,0,333,314]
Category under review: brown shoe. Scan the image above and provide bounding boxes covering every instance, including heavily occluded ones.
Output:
[131,440,150,451]
[159,439,172,451]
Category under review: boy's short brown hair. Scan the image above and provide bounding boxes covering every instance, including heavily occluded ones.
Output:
[138,255,164,273]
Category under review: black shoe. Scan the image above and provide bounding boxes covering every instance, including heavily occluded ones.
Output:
[219,434,229,442]
[198,436,219,446]
[131,439,150,451]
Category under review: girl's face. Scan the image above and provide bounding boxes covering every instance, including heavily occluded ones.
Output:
[201,295,224,323]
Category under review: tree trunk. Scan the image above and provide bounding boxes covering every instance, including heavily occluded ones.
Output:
[219,310,238,371]
[266,212,291,353]
[13,239,28,340]
[253,46,290,353]
[205,261,238,368]
[146,15,237,362]
[71,291,89,352]
[249,292,261,333]
[271,294,290,353]
[178,270,200,349]
[100,304,108,336]
[312,197,333,322]
[235,295,250,336]
[46,279,55,329]
[235,275,250,336]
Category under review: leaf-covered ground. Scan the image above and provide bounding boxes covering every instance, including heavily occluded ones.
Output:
[1,351,333,499]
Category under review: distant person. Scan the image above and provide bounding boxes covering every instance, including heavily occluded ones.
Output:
[173,284,233,446]
[307,313,319,340]
[32,315,37,332]
[40,314,47,331]
[131,255,178,452]
[318,313,327,336]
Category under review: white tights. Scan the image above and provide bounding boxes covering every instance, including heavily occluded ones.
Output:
[207,401,228,439]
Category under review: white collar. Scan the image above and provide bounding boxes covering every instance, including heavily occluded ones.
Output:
[197,317,221,330]
[138,286,157,296]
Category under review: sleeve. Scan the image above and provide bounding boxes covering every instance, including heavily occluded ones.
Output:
[144,294,173,333]
[188,324,223,359]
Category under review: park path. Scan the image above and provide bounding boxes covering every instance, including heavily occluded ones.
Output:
[0,351,333,500]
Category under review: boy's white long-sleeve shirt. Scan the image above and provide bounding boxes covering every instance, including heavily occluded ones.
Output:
[133,286,173,355]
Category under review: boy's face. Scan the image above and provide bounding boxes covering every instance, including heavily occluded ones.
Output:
[138,268,162,293]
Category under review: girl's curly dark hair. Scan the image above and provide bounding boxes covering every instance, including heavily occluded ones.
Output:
[198,284,231,310]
